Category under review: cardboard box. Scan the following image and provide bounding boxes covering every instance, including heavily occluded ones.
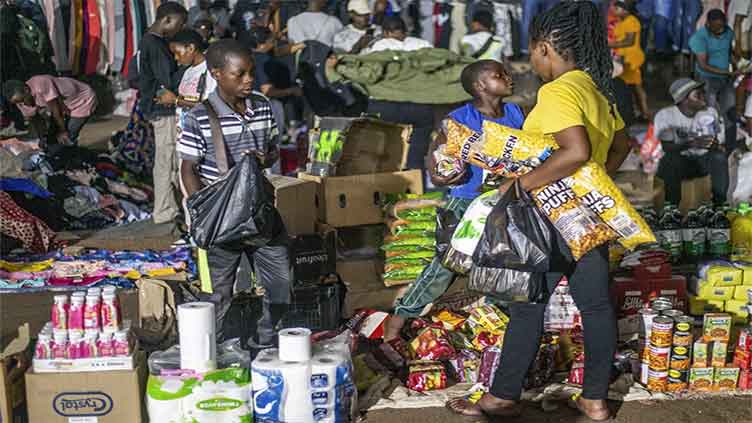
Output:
[688,295,725,316]
[725,299,750,324]
[647,276,688,312]
[311,117,411,176]
[733,285,751,301]
[25,351,147,423]
[299,170,423,227]
[291,224,337,284]
[611,277,651,317]
[339,259,406,316]
[0,289,139,349]
[1,326,31,423]
[268,175,318,236]
[336,225,385,260]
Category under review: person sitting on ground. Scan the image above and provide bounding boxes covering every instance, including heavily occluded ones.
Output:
[460,10,504,62]
[608,1,649,121]
[654,78,729,206]
[333,0,382,54]
[287,0,344,47]
[178,39,291,347]
[3,75,97,146]
[383,60,524,341]
[364,15,432,53]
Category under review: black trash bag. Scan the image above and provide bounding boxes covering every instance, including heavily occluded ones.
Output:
[468,266,545,302]
[435,207,460,259]
[473,180,552,272]
[187,154,284,249]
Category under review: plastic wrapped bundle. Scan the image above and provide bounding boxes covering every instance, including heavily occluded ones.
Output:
[468,266,544,302]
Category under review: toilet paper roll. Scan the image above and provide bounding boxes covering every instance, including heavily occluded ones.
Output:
[147,398,183,423]
[252,352,314,423]
[178,302,217,372]
[311,389,335,406]
[279,328,312,362]
[310,356,341,390]
[185,380,252,423]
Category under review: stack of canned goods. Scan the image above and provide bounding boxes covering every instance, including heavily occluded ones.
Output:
[640,297,691,392]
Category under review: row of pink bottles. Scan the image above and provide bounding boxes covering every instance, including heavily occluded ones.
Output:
[35,329,131,360]
[50,287,121,332]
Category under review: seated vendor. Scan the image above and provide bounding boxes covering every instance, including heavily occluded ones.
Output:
[654,78,729,206]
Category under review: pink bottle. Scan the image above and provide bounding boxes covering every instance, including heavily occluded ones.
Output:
[102,286,121,317]
[84,295,101,330]
[35,333,51,359]
[68,331,83,359]
[51,331,68,359]
[51,295,69,330]
[113,331,130,357]
[68,295,85,331]
[82,330,99,358]
[98,331,114,357]
[101,293,120,332]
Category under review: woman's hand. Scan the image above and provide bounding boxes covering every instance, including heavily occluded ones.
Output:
[155,90,178,106]
[498,178,515,195]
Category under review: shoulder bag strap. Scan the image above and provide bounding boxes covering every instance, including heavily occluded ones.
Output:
[202,99,229,175]
[472,34,496,59]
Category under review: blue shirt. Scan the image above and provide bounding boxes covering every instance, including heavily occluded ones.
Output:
[689,26,734,79]
[446,102,525,200]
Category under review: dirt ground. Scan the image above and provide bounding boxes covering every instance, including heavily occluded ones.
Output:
[366,397,752,423]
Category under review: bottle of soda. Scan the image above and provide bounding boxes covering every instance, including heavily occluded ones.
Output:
[658,204,683,263]
[708,209,732,257]
[682,209,706,262]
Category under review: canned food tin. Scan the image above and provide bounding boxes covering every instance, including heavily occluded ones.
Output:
[650,316,674,348]
[669,345,690,370]
[653,303,673,315]
[666,369,688,392]
[647,369,668,392]
[649,344,671,371]
[663,309,684,319]
[672,316,694,347]
[652,296,673,305]
[639,308,658,341]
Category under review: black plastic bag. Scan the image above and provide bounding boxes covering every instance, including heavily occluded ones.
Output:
[468,266,545,302]
[473,180,552,272]
[435,207,460,259]
[187,154,283,249]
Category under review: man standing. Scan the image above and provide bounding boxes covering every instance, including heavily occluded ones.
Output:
[654,78,729,206]
[139,2,187,225]
[3,75,96,145]
[178,39,291,347]
[332,0,382,54]
[287,0,343,47]
[689,9,738,149]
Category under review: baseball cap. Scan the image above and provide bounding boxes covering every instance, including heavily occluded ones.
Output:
[348,0,371,15]
[669,78,704,104]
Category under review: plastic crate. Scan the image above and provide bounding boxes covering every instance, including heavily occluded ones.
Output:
[282,282,345,332]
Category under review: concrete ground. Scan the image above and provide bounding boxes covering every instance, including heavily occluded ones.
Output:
[366,397,752,423]
[77,114,130,150]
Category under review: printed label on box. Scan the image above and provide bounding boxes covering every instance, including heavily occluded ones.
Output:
[53,392,113,417]
[68,417,99,423]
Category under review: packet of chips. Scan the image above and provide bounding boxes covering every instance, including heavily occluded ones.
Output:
[466,304,509,336]
[406,361,448,392]
[431,310,467,331]
[409,327,456,360]
[444,118,656,256]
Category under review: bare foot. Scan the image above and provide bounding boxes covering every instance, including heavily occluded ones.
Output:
[383,315,405,342]
[446,394,522,418]
[575,397,612,422]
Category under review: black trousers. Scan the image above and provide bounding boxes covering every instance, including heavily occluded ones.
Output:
[367,100,434,170]
[657,149,729,205]
[490,244,616,401]
[205,232,292,344]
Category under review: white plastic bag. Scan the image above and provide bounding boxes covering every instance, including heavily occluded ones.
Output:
[732,152,752,204]
[450,190,499,256]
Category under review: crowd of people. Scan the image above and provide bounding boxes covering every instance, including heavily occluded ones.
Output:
[1,0,752,420]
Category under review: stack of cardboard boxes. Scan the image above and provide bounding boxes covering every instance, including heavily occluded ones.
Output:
[689,263,751,323]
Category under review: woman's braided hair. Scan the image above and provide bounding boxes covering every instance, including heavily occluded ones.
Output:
[529,1,616,112]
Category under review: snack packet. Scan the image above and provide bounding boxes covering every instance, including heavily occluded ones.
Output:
[431,310,467,331]
[409,327,456,360]
[406,360,447,392]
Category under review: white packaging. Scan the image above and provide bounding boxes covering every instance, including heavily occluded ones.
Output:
[451,191,498,256]
[278,328,312,363]
[146,376,189,423]
[252,351,314,423]
[184,380,252,423]
[178,302,217,372]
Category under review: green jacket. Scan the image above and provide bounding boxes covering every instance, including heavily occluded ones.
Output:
[326,48,474,104]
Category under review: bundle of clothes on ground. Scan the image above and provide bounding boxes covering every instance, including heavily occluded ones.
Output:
[1,137,156,254]
[0,246,195,291]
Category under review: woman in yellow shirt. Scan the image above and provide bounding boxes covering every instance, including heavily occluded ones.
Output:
[448,2,631,422]
[609,1,649,120]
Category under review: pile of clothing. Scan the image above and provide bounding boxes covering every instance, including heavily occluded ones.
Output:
[0,246,195,291]
[1,139,155,254]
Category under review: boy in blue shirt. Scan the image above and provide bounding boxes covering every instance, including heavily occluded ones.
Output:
[384,60,525,341]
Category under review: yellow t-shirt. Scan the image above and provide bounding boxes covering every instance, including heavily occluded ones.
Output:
[614,15,645,68]
[523,70,625,166]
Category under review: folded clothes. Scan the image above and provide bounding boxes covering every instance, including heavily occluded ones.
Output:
[0,278,46,289]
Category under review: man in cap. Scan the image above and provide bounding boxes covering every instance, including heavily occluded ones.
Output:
[654,78,729,206]
[333,0,382,54]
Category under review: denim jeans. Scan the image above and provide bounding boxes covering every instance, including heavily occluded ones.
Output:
[657,149,730,205]
[394,196,473,318]
[66,116,90,145]
[701,76,738,152]
[671,0,702,53]
[519,0,559,54]
[654,0,674,52]
[490,244,615,401]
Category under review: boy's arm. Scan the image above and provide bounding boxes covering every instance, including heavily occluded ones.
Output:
[178,111,206,197]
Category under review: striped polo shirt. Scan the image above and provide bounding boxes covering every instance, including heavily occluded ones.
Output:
[178,90,278,182]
